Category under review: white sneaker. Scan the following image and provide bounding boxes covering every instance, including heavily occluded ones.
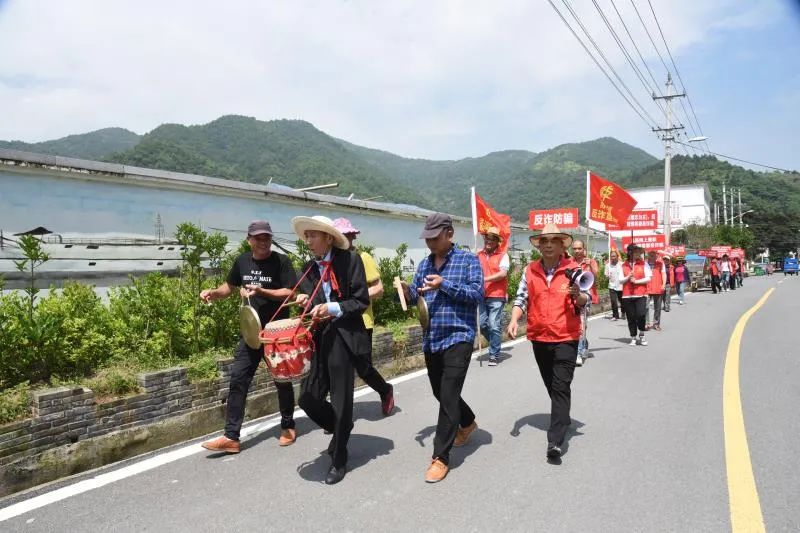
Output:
[638,336,648,346]
[629,338,638,346]
[575,354,584,366]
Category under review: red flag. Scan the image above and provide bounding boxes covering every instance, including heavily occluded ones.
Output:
[588,172,638,227]
[609,235,618,253]
[473,192,511,254]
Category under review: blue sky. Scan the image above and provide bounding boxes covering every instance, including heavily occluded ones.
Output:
[0,0,797,171]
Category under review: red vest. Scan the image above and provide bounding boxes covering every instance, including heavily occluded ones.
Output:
[622,260,648,297]
[524,258,582,343]
[576,257,599,304]
[647,260,664,294]
[710,262,719,276]
[478,249,508,299]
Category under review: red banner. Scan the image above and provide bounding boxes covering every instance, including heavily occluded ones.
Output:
[528,208,579,230]
[662,245,686,256]
[606,209,658,231]
[621,234,666,252]
[711,245,732,255]
[474,192,511,253]
[588,172,638,226]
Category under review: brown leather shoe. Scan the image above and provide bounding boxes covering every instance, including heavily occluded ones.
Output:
[279,428,297,447]
[201,435,240,454]
[453,420,477,447]
[425,458,449,483]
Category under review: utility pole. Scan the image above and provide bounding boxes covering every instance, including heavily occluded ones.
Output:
[737,188,743,229]
[722,182,728,226]
[652,74,686,245]
[730,188,735,227]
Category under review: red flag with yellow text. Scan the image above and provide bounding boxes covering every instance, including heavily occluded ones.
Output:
[473,192,511,254]
[588,172,637,227]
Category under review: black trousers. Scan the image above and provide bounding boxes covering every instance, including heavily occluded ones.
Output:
[729,274,737,290]
[352,330,391,396]
[711,275,721,293]
[298,325,355,468]
[622,297,647,337]
[424,342,476,465]
[532,341,578,446]
[609,289,623,319]
[224,338,295,440]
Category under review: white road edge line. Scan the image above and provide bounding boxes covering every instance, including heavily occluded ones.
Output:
[0,307,631,521]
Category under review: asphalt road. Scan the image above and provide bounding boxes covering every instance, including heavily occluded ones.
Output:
[1,275,798,532]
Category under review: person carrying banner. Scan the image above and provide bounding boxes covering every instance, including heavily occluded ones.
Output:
[621,244,652,346]
[506,223,589,460]
[477,226,509,366]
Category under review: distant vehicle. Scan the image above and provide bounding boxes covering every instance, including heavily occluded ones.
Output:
[684,254,709,291]
[783,257,799,276]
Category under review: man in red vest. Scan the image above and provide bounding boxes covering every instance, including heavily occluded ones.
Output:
[477,226,510,366]
[506,223,589,460]
[621,244,652,346]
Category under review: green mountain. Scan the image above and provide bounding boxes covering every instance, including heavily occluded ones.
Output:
[0,127,141,160]
[106,116,427,206]
[8,115,799,255]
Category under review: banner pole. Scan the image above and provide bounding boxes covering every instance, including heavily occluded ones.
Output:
[471,187,483,367]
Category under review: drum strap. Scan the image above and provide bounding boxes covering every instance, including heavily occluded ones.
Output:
[268,263,330,335]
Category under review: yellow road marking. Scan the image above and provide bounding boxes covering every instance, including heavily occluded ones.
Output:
[724,288,774,533]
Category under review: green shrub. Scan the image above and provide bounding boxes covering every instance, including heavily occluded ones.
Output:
[83,366,140,397]
[0,382,30,425]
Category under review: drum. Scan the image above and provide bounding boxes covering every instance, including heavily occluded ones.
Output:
[259,318,315,382]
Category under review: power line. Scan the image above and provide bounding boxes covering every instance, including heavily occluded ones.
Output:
[674,140,797,173]
[559,0,661,128]
[645,0,710,151]
[546,0,658,131]
[590,0,668,121]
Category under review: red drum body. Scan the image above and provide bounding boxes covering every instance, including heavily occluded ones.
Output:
[259,318,314,382]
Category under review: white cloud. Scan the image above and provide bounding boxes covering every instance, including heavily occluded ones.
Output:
[0,0,793,168]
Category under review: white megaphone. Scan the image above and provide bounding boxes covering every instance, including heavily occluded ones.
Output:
[565,268,595,291]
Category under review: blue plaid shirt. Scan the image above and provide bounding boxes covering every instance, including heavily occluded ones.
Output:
[408,245,484,353]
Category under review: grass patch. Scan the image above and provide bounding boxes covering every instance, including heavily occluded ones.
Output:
[0,381,31,425]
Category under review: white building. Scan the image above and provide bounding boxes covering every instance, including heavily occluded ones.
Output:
[629,184,712,228]
[607,184,712,241]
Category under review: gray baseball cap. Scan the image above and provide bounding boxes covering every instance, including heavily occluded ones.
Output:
[419,212,453,239]
[247,220,273,236]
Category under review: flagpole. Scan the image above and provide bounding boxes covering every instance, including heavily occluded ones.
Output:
[471,187,483,367]
[585,170,591,255]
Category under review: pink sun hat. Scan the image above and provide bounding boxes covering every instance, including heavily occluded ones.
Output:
[332,217,361,235]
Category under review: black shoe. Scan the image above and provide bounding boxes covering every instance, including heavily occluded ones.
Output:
[546,443,562,459]
[325,464,347,485]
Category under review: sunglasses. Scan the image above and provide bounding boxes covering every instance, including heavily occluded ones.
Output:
[536,237,563,245]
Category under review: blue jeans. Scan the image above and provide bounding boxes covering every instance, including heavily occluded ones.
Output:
[479,298,505,359]
[676,281,686,303]
[578,301,591,357]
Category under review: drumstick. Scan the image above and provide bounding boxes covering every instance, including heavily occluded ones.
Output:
[394,276,407,311]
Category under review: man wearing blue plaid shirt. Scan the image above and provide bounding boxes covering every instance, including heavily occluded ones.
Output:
[401,212,483,483]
